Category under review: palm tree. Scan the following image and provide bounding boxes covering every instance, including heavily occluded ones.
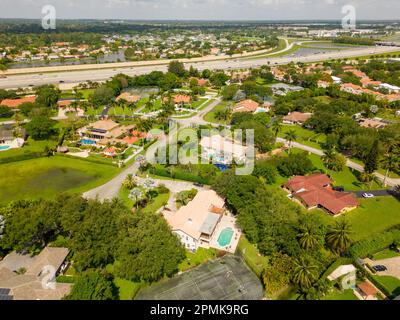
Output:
[129,188,144,209]
[122,174,136,190]
[381,152,399,187]
[271,119,282,138]
[325,220,353,254]
[291,257,318,289]
[284,129,297,153]
[298,224,320,250]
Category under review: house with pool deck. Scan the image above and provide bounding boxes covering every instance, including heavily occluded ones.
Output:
[162,190,241,253]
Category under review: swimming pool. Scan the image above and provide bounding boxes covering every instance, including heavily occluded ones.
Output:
[0,145,10,151]
[217,227,234,247]
[80,139,96,145]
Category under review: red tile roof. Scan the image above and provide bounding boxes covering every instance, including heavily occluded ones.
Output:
[283,112,313,123]
[357,281,378,297]
[233,99,260,113]
[285,174,359,215]
[1,96,36,108]
[173,95,191,104]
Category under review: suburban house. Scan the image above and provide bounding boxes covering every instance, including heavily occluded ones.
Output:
[0,127,26,150]
[358,118,388,129]
[233,99,259,113]
[174,94,192,105]
[0,247,70,300]
[77,119,136,145]
[200,134,248,165]
[162,190,241,253]
[317,80,331,88]
[283,112,313,125]
[270,83,304,96]
[0,96,36,109]
[355,281,379,300]
[116,92,141,103]
[283,173,359,216]
[271,67,286,81]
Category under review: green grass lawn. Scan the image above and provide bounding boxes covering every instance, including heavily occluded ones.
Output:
[203,101,231,124]
[118,186,170,212]
[373,248,400,260]
[191,98,208,109]
[323,289,359,300]
[236,236,269,278]
[0,138,57,162]
[197,98,215,111]
[310,197,400,241]
[60,88,94,100]
[178,248,218,272]
[106,262,144,300]
[0,155,120,204]
[371,275,400,297]
[279,124,326,150]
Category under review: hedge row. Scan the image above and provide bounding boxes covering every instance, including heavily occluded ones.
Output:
[348,226,400,258]
[56,275,76,284]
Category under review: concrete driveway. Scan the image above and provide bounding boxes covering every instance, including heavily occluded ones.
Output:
[354,190,393,198]
[365,257,400,279]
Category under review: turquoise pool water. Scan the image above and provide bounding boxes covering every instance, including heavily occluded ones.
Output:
[80,139,96,145]
[0,145,10,151]
[217,227,234,247]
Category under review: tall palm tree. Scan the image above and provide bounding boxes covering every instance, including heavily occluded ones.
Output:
[271,119,282,138]
[291,257,318,289]
[381,151,399,187]
[284,129,297,153]
[325,219,353,254]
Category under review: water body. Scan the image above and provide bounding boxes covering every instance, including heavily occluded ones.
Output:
[9,50,126,69]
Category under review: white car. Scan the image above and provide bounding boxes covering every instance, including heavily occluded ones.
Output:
[363,193,375,198]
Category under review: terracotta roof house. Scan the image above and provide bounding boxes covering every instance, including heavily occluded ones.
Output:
[190,78,208,86]
[283,112,313,125]
[116,92,141,103]
[173,94,192,105]
[284,174,359,216]
[233,99,260,113]
[0,96,36,108]
[0,247,70,300]
[103,147,117,157]
[356,281,379,300]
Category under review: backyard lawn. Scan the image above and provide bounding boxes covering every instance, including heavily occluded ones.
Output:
[0,155,120,204]
[323,289,358,300]
[178,248,218,272]
[236,236,269,278]
[0,138,57,163]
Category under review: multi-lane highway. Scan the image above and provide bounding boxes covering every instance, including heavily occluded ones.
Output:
[0,44,398,89]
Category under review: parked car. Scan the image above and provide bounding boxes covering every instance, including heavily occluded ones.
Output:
[193,182,204,188]
[363,193,375,198]
[373,265,387,272]
[333,186,345,192]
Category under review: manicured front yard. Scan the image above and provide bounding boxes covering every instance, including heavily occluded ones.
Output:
[118,186,170,212]
[371,275,400,297]
[278,124,326,150]
[203,101,232,124]
[310,197,400,241]
[372,248,400,261]
[0,155,120,204]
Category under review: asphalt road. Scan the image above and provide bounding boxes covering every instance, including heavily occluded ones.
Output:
[0,45,398,89]
[354,190,394,198]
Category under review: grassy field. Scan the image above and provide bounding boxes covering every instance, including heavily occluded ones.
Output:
[178,248,218,272]
[236,236,269,278]
[323,289,358,300]
[0,138,57,162]
[310,197,400,241]
[371,275,400,297]
[0,155,120,204]
[279,124,326,150]
[203,101,231,124]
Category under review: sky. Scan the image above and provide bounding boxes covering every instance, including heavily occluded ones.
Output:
[0,0,399,20]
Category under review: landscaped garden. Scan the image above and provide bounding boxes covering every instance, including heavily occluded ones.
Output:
[203,101,232,124]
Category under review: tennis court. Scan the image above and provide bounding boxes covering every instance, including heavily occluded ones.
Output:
[136,255,263,300]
